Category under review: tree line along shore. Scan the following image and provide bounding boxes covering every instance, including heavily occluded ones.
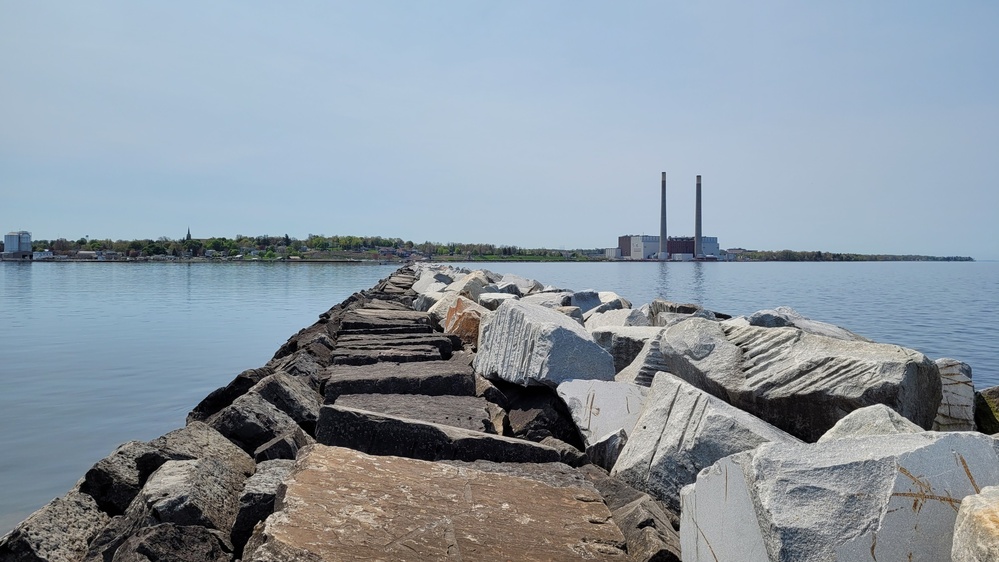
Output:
[1,233,973,262]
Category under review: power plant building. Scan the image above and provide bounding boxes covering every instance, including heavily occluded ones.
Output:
[2,231,32,260]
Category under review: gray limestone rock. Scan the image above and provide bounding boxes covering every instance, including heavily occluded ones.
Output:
[253,426,314,462]
[680,432,999,561]
[250,372,322,435]
[315,405,562,464]
[207,392,304,455]
[128,457,247,532]
[109,524,234,562]
[478,291,520,311]
[231,459,295,558]
[952,485,999,562]
[817,403,924,443]
[590,326,664,373]
[79,440,160,515]
[585,308,651,331]
[0,490,110,562]
[186,366,275,424]
[473,300,615,388]
[934,357,976,431]
[556,379,648,449]
[628,317,942,441]
[748,305,870,341]
[612,373,799,514]
[142,421,255,482]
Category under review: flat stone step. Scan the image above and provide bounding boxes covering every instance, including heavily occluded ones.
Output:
[316,405,561,464]
[322,356,476,400]
[330,345,444,365]
[334,333,459,359]
[333,394,505,434]
[243,445,628,561]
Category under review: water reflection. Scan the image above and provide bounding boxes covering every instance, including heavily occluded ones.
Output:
[691,262,705,305]
[656,261,669,301]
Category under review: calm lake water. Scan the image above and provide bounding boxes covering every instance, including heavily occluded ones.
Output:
[1,259,997,533]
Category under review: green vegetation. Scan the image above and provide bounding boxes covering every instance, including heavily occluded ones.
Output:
[735,250,973,262]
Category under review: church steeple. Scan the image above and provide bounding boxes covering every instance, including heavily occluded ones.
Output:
[185,227,191,241]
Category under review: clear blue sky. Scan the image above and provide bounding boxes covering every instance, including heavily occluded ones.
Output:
[2,2,997,258]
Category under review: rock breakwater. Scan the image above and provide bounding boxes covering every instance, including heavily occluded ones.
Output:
[3,264,997,561]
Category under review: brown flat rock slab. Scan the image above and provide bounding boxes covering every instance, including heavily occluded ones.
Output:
[323,356,476,400]
[334,394,504,433]
[244,445,627,561]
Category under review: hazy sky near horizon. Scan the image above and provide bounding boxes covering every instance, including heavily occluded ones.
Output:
[2,2,997,259]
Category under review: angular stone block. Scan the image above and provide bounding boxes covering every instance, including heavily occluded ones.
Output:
[473,300,615,388]
[585,308,650,331]
[817,403,924,443]
[129,457,247,532]
[231,459,295,558]
[590,326,664,374]
[186,366,274,423]
[250,372,321,435]
[612,373,799,514]
[478,292,520,311]
[243,445,627,561]
[556,379,647,449]
[322,356,476,401]
[79,440,159,515]
[253,426,314,462]
[680,432,999,561]
[747,306,870,341]
[0,490,110,561]
[334,393,506,434]
[110,523,233,562]
[953,485,999,562]
[629,317,942,441]
[208,392,304,455]
[934,357,975,431]
[443,295,489,347]
[315,405,561,464]
[142,421,255,482]
[586,428,628,472]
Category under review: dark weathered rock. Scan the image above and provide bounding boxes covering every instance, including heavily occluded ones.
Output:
[109,524,234,562]
[316,405,561,464]
[207,392,304,455]
[494,379,584,448]
[976,386,999,434]
[0,490,110,562]
[79,440,160,516]
[337,308,433,334]
[334,332,459,359]
[333,393,506,434]
[244,445,627,561]
[330,344,445,365]
[474,374,508,408]
[322,355,476,401]
[539,436,587,467]
[140,421,255,483]
[250,372,321,435]
[231,459,295,558]
[186,366,274,424]
[580,465,681,562]
[586,428,628,472]
[266,352,325,390]
[128,458,247,532]
[253,426,314,462]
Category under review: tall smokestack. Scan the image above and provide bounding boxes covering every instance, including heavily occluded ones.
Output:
[659,172,667,260]
[694,175,703,258]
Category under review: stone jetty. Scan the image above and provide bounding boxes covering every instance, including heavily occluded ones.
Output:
[3,264,998,561]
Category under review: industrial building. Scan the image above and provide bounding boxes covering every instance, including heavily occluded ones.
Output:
[2,231,32,260]
[609,175,725,261]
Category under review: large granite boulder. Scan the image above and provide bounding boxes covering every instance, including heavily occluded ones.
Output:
[127,458,247,532]
[585,308,650,331]
[934,357,975,431]
[79,440,160,516]
[427,290,463,330]
[499,273,544,296]
[143,421,255,482]
[412,270,453,294]
[0,490,110,561]
[207,392,304,455]
[478,292,519,311]
[627,317,942,441]
[817,403,924,443]
[556,379,648,449]
[473,300,615,388]
[953,485,999,562]
[444,270,493,303]
[520,291,573,309]
[250,372,322,435]
[747,306,871,341]
[590,326,664,374]
[612,374,799,514]
[187,366,274,423]
[680,432,999,561]
[244,445,628,561]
